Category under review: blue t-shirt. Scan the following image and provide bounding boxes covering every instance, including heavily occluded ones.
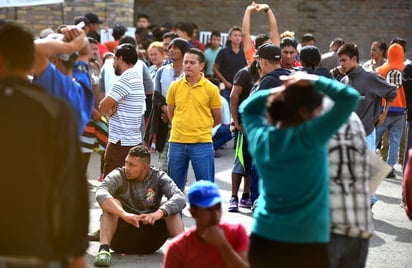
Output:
[34,62,94,134]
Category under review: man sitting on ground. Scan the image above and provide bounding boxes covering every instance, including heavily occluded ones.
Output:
[94,145,186,267]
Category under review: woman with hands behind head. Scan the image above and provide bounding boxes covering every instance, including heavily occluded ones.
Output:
[239,72,360,267]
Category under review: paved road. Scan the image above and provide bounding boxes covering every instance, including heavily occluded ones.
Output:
[85,142,412,268]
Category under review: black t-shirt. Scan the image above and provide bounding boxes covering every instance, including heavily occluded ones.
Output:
[233,66,254,103]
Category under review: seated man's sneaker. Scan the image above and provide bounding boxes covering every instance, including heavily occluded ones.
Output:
[94,250,111,267]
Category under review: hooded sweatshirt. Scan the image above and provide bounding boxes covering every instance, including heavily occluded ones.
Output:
[341,67,397,135]
[376,43,405,113]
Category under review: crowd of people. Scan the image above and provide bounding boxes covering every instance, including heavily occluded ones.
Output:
[1,1,412,268]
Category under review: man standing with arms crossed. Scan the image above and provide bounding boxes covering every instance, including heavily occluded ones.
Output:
[166,48,222,192]
[99,43,146,177]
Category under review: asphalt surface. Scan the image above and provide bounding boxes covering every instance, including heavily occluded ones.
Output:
[85,141,412,268]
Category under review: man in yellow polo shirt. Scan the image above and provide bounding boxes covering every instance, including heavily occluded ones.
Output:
[166,48,222,192]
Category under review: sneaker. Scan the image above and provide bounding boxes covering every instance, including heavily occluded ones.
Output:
[228,197,239,212]
[251,199,258,212]
[239,197,252,208]
[94,250,111,267]
[387,169,396,178]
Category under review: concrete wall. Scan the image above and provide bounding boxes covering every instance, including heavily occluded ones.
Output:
[1,0,411,61]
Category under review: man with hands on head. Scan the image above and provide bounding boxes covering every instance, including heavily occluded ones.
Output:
[94,145,185,267]
[33,25,94,134]
[163,180,250,268]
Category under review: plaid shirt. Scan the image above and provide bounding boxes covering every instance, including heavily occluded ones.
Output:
[328,112,374,238]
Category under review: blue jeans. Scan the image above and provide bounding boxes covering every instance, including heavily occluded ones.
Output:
[167,142,215,191]
[328,233,369,268]
[375,113,405,167]
[250,163,260,204]
[212,125,233,150]
[366,129,377,205]
[366,128,376,151]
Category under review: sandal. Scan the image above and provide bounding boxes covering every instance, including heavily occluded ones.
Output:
[94,250,111,267]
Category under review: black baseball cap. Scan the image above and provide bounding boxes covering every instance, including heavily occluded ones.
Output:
[84,13,103,24]
[254,43,281,61]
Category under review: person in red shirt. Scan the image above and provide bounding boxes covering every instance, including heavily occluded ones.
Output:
[163,180,250,268]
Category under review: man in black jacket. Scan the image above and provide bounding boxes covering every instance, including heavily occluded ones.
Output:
[0,23,89,268]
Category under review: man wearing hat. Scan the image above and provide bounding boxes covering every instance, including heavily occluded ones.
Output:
[248,43,291,215]
[145,37,189,172]
[84,12,103,34]
[163,180,250,268]
[104,23,127,52]
[252,43,290,93]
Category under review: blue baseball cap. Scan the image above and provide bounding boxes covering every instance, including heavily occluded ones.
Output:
[188,181,221,208]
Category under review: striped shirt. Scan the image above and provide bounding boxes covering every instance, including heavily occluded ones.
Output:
[108,67,145,146]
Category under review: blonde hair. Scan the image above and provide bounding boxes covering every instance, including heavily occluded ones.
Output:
[148,41,165,54]
[280,30,295,40]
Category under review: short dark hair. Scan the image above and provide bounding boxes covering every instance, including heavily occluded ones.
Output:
[115,43,138,65]
[87,31,101,42]
[210,30,221,38]
[301,33,315,43]
[119,35,137,47]
[186,48,205,64]
[137,13,150,22]
[128,145,151,164]
[300,45,321,69]
[330,37,345,51]
[255,34,270,49]
[337,42,359,63]
[267,83,323,124]
[175,22,194,36]
[390,37,407,52]
[228,26,241,36]
[87,36,98,45]
[0,23,34,72]
[162,31,179,41]
[280,37,298,49]
[135,27,148,37]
